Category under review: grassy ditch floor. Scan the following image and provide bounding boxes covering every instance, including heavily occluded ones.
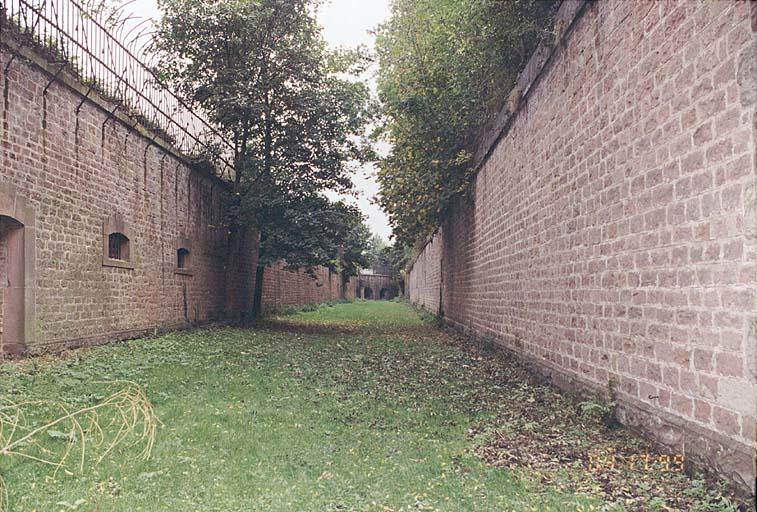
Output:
[0,301,749,511]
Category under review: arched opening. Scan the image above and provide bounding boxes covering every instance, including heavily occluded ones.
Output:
[103,213,134,269]
[380,288,388,300]
[177,248,191,270]
[364,287,373,300]
[108,232,130,261]
[0,216,25,355]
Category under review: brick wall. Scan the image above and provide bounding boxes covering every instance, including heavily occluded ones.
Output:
[0,36,353,352]
[0,40,262,353]
[262,262,342,311]
[407,231,443,314]
[357,273,400,300]
[408,0,756,492]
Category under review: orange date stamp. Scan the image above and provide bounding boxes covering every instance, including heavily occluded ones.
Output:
[588,453,685,472]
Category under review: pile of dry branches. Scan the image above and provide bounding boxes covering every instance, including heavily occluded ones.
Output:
[0,381,158,511]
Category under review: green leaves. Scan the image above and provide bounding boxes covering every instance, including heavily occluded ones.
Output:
[375,0,558,246]
[153,0,376,316]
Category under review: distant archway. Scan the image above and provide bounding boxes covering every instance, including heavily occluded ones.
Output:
[379,288,388,300]
[364,287,373,300]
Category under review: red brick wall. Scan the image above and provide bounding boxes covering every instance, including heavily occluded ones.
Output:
[0,42,257,353]
[262,262,342,311]
[0,38,352,350]
[409,0,756,491]
[407,231,443,314]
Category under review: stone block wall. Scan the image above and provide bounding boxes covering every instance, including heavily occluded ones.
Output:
[408,0,756,492]
[407,230,443,314]
[262,262,342,311]
[356,273,400,300]
[0,39,260,353]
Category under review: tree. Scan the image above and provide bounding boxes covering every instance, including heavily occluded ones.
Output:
[375,0,558,246]
[337,209,372,293]
[153,0,374,318]
[364,234,388,270]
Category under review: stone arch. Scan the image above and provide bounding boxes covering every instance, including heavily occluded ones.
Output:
[0,182,36,355]
[364,287,373,300]
[379,288,388,300]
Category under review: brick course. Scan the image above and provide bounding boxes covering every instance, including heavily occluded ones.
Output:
[408,0,756,492]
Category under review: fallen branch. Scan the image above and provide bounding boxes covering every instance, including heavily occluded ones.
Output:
[0,381,158,511]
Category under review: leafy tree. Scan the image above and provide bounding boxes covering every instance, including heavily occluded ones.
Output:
[364,235,411,278]
[364,234,388,270]
[385,241,413,275]
[338,210,372,292]
[375,0,558,246]
[153,0,374,318]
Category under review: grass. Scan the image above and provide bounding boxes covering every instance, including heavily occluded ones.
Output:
[0,301,748,511]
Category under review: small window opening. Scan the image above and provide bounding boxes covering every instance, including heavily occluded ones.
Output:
[108,233,130,261]
[177,248,190,269]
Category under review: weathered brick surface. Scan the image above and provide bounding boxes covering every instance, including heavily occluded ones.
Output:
[407,232,443,314]
[0,43,259,352]
[0,39,346,353]
[356,273,400,300]
[262,262,342,311]
[409,0,756,492]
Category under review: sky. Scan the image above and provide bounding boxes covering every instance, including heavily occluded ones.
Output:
[124,0,393,241]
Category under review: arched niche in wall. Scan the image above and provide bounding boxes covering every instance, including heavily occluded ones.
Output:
[0,181,36,356]
[175,237,193,276]
[103,213,134,270]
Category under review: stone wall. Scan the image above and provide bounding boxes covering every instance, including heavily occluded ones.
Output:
[0,38,261,353]
[262,262,342,311]
[408,0,756,492]
[356,273,400,300]
[407,231,443,314]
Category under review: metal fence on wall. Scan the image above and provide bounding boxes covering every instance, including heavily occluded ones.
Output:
[0,0,235,179]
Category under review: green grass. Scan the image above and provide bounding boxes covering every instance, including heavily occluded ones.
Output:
[0,302,746,511]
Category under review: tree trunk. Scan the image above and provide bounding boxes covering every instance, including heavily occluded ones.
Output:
[252,260,265,321]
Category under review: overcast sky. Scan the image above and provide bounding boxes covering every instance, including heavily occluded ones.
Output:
[125,0,393,241]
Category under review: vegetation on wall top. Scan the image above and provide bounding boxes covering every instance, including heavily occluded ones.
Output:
[375,0,559,247]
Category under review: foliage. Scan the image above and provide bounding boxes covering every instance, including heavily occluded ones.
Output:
[385,241,414,274]
[364,236,412,277]
[375,0,559,246]
[338,213,371,282]
[364,234,388,270]
[265,298,352,317]
[153,0,375,317]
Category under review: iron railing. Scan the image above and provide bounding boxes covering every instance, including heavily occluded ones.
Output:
[0,0,236,180]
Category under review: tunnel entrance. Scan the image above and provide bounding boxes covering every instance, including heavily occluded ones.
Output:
[0,216,25,355]
[379,286,399,301]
